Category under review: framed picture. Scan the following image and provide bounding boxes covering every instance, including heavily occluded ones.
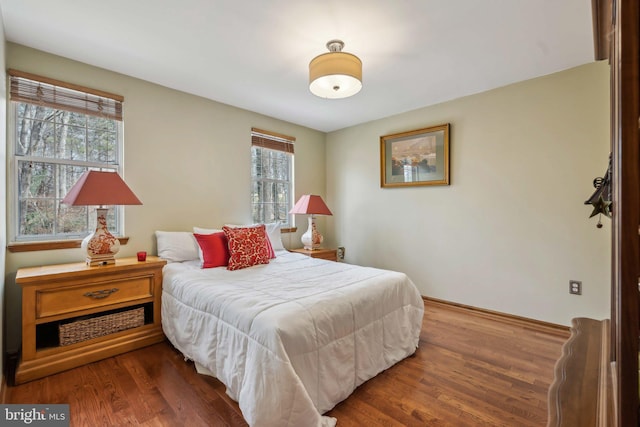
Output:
[380,123,450,188]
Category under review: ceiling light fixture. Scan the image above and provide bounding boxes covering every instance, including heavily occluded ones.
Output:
[309,40,362,99]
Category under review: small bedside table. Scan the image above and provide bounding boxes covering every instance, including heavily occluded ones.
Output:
[15,256,166,384]
[290,248,338,262]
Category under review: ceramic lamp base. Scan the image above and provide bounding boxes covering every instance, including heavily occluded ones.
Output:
[82,207,120,266]
[84,252,116,267]
[301,215,323,250]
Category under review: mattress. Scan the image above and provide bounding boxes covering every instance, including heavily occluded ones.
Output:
[161,250,424,426]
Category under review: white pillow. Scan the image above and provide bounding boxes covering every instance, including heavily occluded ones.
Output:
[265,222,285,251]
[224,222,284,251]
[193,227,222,235]
[155,231,200,263]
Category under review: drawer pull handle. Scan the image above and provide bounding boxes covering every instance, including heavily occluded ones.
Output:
[84,288,119,299]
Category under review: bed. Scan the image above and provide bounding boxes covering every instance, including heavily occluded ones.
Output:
[157,228,424,427]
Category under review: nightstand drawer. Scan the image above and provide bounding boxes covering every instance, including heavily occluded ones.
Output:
[312,251,337,261]
[37,276,153,319]
[16,257,166,384]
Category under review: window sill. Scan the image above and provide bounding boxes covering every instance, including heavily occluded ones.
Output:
[7,237,130,253]
[281,227,297,234]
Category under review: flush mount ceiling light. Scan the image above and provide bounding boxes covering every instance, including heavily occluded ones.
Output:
[309,40,362,99]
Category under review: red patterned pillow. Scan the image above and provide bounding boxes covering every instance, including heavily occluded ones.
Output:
[222,225,271,270]
[224,223,276,259]
[193,232,230,268]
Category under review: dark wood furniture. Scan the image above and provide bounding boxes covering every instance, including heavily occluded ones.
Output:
[15,256,166,384]
[609,2,640,425]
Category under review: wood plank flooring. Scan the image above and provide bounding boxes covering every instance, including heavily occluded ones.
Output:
[5,300,568,426]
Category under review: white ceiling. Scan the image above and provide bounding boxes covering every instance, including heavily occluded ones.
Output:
[0,0,595,133]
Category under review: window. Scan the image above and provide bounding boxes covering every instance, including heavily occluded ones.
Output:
[251,128,294,227]
[8,69,124,243]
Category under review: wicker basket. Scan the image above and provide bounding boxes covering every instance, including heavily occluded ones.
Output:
[59,307,145,346]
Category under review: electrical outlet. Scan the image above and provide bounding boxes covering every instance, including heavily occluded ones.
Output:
[569,280,582,295]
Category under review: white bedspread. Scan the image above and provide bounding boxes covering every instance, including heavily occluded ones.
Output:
[161,251,424,427]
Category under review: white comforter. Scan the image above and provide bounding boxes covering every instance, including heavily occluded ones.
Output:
[161,251,424,427]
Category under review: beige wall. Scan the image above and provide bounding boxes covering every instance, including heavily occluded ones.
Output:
[4,43,326,351]
[325,62,611,326]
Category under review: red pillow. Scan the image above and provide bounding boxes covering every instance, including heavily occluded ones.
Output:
[222,225,270,271]
[193,232,230,268]
[225,224,275,259]
[265,233,275,259]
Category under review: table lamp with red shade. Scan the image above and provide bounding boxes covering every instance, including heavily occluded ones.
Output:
[62,170,142,266]
[289,194,333,250]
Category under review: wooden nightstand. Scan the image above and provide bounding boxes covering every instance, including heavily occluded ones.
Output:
[15,256,166,384]
[290,248,338,262]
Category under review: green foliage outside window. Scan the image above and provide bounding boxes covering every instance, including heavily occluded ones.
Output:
[14,103,120,240]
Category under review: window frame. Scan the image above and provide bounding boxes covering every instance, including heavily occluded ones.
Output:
[7,70,126,247]
[250,128,295,229]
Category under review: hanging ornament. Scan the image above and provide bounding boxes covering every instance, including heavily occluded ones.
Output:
[584,154,612,228]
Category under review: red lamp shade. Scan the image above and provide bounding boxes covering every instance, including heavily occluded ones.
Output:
[289,195,332,250]
[62,170,142,206]
[289,195,332,216]
[62,170,142,266]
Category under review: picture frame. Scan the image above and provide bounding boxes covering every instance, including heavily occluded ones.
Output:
[380,123,450,188]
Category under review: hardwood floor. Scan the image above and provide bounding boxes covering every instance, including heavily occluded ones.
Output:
[5,300,568,426]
